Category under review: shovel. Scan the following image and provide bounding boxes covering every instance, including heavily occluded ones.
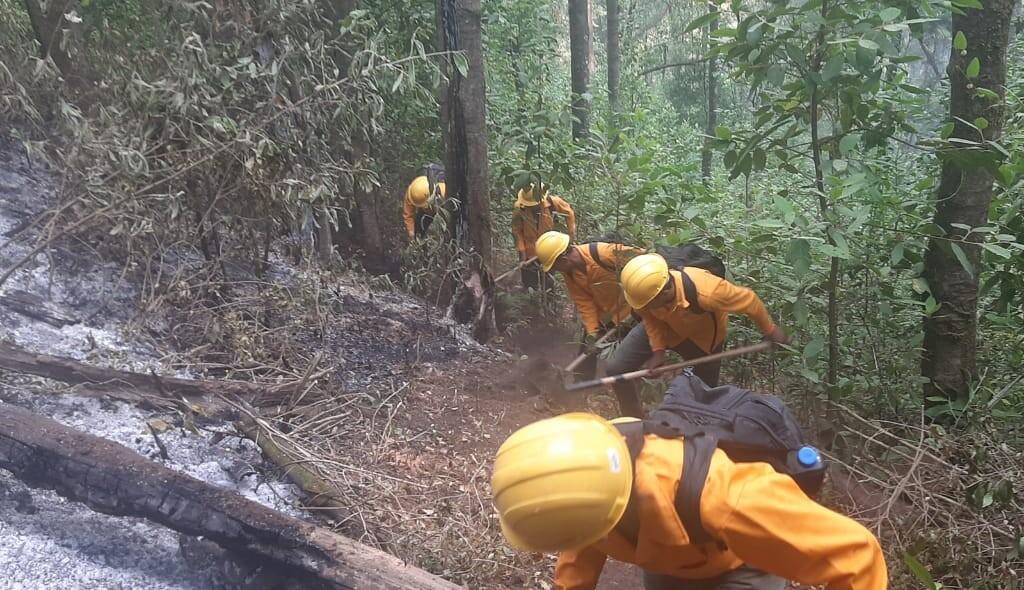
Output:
[494,256,539,283]
[564,341,773,392]
[562,324,627,376]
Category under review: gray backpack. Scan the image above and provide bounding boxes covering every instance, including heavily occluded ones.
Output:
[614,373,827,544]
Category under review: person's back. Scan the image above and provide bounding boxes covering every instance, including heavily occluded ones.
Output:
[492,413,888,590]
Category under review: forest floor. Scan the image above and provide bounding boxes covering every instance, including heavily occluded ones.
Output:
[0,137,656,589]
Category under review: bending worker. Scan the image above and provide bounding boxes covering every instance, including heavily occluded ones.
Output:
[610,253,787,417]
[403,166,447,240]
[534,231,642,381]
[511,183,576,291]
[492,413,888,589]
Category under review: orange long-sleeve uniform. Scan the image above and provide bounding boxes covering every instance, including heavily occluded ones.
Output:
[562,243,643,335]
[512,196,577,258]
[555,435,888,590]
[637,268,777,355]
[403,176,444,239]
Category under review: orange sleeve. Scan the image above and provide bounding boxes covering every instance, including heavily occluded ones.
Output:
[702,460,888,590]
[637,310,672,352]
[403,190,416,239]
[701,276,777,336]
[551,196,577,239]
[554,545,607,590]
[565,276,601,334]
[511,211,526,254]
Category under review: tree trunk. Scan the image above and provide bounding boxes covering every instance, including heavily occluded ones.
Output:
[606,0,621,120]
[21,0,75,78]
[700,1,718,185]
[922,0,1014,405]
[568,0,592,140]
[0,404,459,590]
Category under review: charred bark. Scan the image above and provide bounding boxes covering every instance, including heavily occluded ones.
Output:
[0,404,459,590]
[922,0,1014,405]
[21,0,75,78]
[568,0,592,140]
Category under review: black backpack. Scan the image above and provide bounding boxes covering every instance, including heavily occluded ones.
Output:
[588,240,726,314]
[421,163,446,195]
[613,373,827,545]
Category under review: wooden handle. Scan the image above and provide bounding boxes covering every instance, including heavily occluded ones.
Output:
[495,256,539,283]
[563,329,618,373]
[564,341,773,392]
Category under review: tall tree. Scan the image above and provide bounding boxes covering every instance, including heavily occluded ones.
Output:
[922,0,1015,404]
[606,0,621,120]
[438,0,492,266]
[568,0,592,140]
[700,0,718,185]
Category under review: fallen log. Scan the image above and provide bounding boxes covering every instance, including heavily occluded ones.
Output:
[0,403,460,590]
[0,290,78,327]
[0,341,297,401]
[236,415,353,525]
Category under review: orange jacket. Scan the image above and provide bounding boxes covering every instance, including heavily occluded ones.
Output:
[563,243,643,335]
[512,196,577,257]
[637,268,776,354]
[555,435,887,590]
[403,176,443,238]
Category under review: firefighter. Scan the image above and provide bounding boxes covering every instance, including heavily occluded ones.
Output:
[610,253,787,417]
[512,183,576,291]
[491,413,888,590]
[534,231,642,381]
[403,167,447,240]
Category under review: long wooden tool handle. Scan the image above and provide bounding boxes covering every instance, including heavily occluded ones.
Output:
[495,256,539,283]
[563,329,618,373]
[565,341,773,392]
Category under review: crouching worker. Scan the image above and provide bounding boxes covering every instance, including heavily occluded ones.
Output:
[534,231,643,382]
[610,253,787,417]
[492,410,888,590]
[403,164,447,240]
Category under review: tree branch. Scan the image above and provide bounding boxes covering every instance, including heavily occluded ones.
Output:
[639,57,710,76]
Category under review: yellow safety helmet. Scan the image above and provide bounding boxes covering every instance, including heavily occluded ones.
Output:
[408,176,446,208]
[535,231,571,272]
[621,253,670,309]
[515,183,547,208]
[491,413,633,553]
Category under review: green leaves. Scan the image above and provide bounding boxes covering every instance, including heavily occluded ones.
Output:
[903,553,940,590]
[950,242,974,277]
[954,31,968,51]
[878,7,901,22]
[857,38,880,51]
[966,57,980,79]
[787,238,812,277]
[453,52,469,78]
[715,126,733,140]
[683,11,721,35]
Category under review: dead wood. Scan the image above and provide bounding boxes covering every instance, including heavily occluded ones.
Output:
[0,341,300,404]
[236,415,353,525]
[0,290,78,327]
[0,403,460,590]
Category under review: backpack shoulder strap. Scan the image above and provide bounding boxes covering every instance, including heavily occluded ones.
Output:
[680,269,705,314]
[588,242,615,272]
[611,421,646,545]
[677,433,717,545]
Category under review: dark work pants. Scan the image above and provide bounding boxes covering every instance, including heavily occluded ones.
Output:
[520,261,550,291]
[414,209,435,238]
[604,323,722,418]
[642,565,785,590]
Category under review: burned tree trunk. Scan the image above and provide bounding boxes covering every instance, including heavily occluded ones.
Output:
[0,404,459,590]
[438,0,496,342]
[21,0,75,78]
[568,0,592,140]
[922,0,1014,406]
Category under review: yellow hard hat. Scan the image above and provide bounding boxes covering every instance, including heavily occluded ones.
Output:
[491,413,633,553]
[408,176,446,208]
[536,231,571,272]
[621,253,670,309]
[515,183,546,207]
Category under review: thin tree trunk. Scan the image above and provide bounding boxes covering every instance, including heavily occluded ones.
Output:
[21,0,75,78]
[808,0,840,387]
[700,1,718,185]
[568,0,592,140]
[606,0,621,120]
[922,0,1014,405]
